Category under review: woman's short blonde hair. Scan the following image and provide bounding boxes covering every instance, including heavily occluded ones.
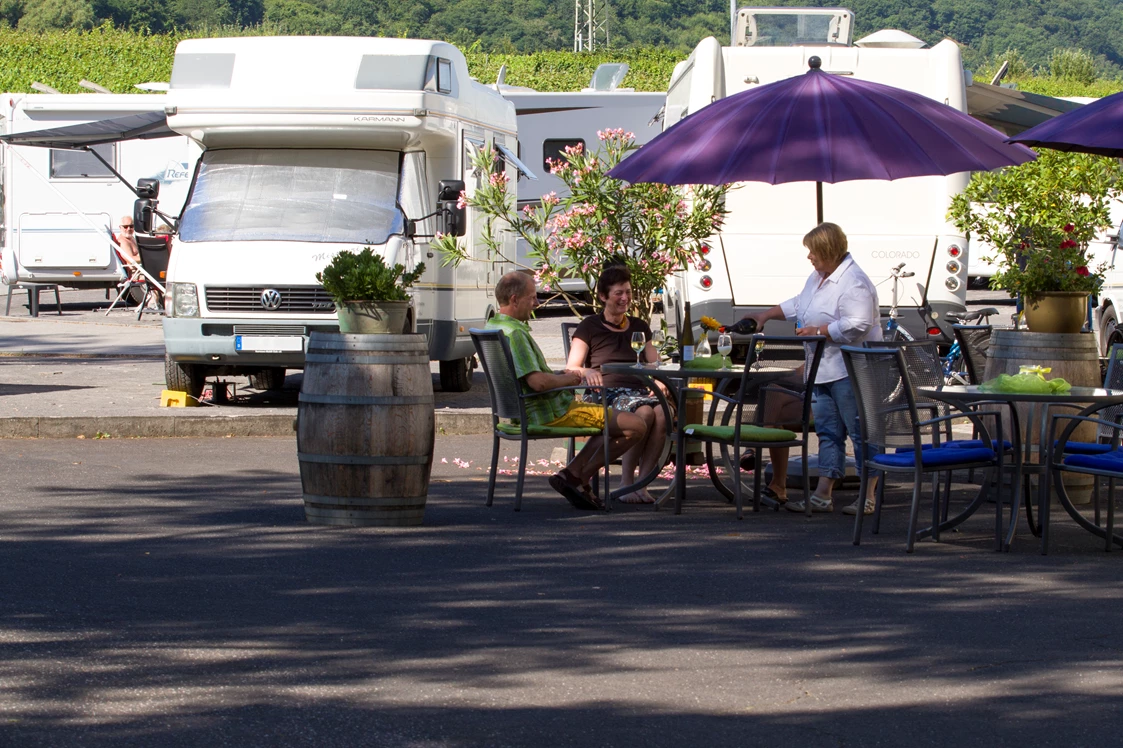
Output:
[803,222,849,266]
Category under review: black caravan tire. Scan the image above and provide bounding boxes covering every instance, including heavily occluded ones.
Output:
[439,357,472,392]
[164,354,206,401]
[249,367,286,391]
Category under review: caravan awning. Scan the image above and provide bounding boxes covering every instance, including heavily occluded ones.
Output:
[966,82,1085,137]
[0,111,175,149]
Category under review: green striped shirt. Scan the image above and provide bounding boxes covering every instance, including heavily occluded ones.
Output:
[486,313,573,425]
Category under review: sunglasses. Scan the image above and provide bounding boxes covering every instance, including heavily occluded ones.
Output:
[120,225,134,229]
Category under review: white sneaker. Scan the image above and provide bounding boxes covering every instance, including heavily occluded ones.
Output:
[785,496,833,513]
[842,498,876,516]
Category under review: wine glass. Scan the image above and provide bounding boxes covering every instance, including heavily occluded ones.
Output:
[717,333,733,370]
[631,331,646,368]
[650,330,665,367]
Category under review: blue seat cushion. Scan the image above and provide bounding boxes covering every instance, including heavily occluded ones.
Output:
[1063,451,1123,472]
[894,439,1012,452]
[1055,441,1115,455]
[874,446,995,468]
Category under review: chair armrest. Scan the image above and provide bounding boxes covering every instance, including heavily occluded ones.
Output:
[1049,410,1123,464]
[917,409,1003,449]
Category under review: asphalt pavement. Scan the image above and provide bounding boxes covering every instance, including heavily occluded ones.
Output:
[0,288,580,438]
[0,286,1014,439]
[1,434,1120,747]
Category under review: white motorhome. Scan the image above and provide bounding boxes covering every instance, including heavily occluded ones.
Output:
[500,70,664,294]
[156,36,521,395]
[0,94,198,291]
[663,7,972,340]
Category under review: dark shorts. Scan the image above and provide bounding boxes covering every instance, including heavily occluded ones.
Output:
[582,387,662,413]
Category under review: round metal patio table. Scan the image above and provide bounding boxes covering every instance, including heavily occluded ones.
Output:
[918,384,1123,552]
[603,362,791,513]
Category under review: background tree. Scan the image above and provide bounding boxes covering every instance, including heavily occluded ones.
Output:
[18,0,94,30]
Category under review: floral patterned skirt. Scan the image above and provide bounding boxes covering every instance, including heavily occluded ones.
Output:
[582,387,663,413]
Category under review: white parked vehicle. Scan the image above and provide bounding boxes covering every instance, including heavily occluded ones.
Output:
[500,70,664,295]
[662,6,971,340]
[149,36,524,396]
[0,93,198,292]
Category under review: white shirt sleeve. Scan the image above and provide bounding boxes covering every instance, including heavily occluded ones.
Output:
[826,283,878,343]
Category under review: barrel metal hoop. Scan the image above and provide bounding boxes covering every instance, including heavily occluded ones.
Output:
[298,394,433,406]
[304,354,427,365]
[298,452,431,465]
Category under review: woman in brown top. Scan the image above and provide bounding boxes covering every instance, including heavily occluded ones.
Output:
[565,265,668,503]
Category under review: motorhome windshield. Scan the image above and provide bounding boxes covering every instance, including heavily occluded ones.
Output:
[748,13,842,46]
[177,149,404,244]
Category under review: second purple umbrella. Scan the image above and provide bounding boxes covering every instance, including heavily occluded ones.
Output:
[609,57,1035,223]
[1006,89,1123,157]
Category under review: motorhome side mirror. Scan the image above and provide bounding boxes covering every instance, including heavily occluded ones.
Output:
[437,179,466,237]
[136,178,160,200]
[133,199,155,234]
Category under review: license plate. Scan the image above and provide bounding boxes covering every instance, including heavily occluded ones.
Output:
[235,335,303,353]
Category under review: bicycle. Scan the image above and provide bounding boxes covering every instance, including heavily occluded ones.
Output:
[881,263,916,341]
[940,306,1000,385]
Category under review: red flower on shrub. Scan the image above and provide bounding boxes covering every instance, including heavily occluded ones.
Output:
[1064,223,1076,233]
[1077,266,1090,276]
[1060,239,1078,249]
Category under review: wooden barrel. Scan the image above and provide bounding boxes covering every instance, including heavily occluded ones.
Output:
[984,330,1099,504]
[297,332,435,526]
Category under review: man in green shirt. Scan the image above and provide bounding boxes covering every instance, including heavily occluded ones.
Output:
[487,271,647,510]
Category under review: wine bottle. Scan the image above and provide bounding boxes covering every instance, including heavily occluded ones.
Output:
[680,302,695,362]
[725,317,758,336]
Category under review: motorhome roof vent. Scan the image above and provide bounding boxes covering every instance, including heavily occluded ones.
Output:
[585,63,630,92]
[854,30,927,49]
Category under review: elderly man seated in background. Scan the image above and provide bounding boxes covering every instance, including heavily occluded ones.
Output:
[486,271,647,511]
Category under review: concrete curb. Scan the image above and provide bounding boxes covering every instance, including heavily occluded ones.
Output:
[0,411,494,439]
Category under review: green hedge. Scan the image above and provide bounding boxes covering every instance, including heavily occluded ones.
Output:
[1,27,1119,98]
[0,27,180,93]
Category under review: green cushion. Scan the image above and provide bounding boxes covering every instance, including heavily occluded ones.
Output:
[683,423,799,442]
[496,422,604,438]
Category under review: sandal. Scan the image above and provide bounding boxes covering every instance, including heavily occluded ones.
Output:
[760,485,788,504]
[550,471,604,511]
[618,489,656,505]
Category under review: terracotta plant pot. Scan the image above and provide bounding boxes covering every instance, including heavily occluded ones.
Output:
[1024,292,1088,334]
[335,300,410,334]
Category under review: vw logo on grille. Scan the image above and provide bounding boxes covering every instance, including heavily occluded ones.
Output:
[260,289,282,310]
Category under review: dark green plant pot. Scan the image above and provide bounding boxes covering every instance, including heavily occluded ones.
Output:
[336,301,409,334]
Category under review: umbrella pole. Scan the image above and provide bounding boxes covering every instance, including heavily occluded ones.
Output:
[816,181,824,225]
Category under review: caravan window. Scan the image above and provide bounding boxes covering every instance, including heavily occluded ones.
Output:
[177,148,404,244]
[50,144,116,179]
[542,139,584,172]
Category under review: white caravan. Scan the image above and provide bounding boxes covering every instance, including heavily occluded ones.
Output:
[158,36,521,395]
[500,70,664,294]
[663,7,971,340]
[0,94,198,291]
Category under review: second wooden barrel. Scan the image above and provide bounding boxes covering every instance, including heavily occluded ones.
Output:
[297,332,435,526]
[984,330,1099,504]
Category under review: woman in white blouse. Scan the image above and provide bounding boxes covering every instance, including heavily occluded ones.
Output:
[741,222,881,516]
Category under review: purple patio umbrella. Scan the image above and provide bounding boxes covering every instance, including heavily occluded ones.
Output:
[1006,90,1123,157]
[609,57,1035,223]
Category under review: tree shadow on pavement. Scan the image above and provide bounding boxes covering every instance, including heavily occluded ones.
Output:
[0,439,1121,747]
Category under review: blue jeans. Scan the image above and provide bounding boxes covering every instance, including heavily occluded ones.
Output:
[812,378,864,480]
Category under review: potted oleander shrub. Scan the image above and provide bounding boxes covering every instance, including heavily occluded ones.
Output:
[316,248,425,334]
